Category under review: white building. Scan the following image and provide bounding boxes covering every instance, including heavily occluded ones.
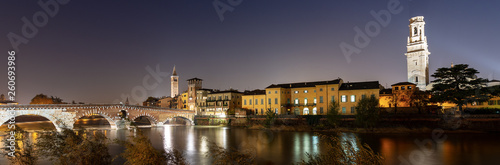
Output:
[405,16,430,90]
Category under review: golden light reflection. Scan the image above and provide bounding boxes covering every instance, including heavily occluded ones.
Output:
[163,125,173,150]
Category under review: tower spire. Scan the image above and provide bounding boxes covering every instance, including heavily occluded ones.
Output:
[172,65,177,76]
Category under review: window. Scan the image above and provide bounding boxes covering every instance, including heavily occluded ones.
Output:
[341,95,347,102]
[249,99,252,105]
[294,91,299,94]
[401,86,406,90]
[342,107,346,114]
[331,88,335,91]
[268,98,271,105]
[331,96,335,103]
[498,100,500,105]
[255,99,258,105]
[314,90,316,93]
[261,109,264,115]
[320,107,324,114]
[304,90,308,93]
[416,77,419,82]
[303,108,309,115]
[371,94,375,98]
[295,98,299,105]
[312,107,317,115]
[261,99,264,105]
[287,98,290,104]
[304,98,308,105]
[314,98,317,104]
[225,96,228,100]
[268,91,271,94]
[362,94,366,100]
[351,95,356,102]
[351,107,355,113]
[275,108,278,114]
[408,86,412,89]
[275,91,278,94]
[244,100,247,105]
[319,96,324,103]
[275,98,278,104]
[395,87,399,90]
[320,88,323,91]
[489,101,495,105]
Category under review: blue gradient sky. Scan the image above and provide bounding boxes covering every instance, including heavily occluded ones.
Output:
[1,0,499,104]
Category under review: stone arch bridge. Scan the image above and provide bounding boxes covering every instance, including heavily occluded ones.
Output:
[0,104,195,131]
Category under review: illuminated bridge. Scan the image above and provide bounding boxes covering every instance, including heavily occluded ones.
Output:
[0,104,195,131]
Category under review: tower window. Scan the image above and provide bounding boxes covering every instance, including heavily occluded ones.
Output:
[416,77,419,82]
[414,27,418,35]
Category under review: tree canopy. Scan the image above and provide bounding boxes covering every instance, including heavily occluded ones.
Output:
[431,64,490,113]
[30,94,64,104]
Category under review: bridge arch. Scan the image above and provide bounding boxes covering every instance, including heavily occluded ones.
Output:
[74,111,117,129]
[0,113,62,131]
[161,116,194,125]
[131,114,158,127]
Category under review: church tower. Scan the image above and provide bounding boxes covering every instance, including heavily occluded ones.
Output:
[405,16,430,90]
[171,66,179,97]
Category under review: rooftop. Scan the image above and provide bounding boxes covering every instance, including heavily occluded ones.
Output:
[266,78,342,89]
[339,81,381,90]
[391,82,416,86]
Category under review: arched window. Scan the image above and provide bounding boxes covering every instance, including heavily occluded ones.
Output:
[312,107,317,115]
[416,76,419,82]
[303,108,309,115]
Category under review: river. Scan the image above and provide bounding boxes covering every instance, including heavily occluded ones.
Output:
[1,119,500,165]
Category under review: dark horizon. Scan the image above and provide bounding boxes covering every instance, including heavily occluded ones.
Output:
[1,0,499,104]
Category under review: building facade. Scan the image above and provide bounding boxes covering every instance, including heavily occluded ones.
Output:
[187,78,203,112]
[406,16,430,90]
[242,79,381,115]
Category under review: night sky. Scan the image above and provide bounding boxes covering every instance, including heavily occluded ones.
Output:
[1,0,499,104]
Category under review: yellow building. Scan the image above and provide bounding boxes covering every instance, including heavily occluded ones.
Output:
[179,92,188,110]
[379,82,418,108]
[249,79,382,115]
[338,81,382,115]
[242,90,267,115]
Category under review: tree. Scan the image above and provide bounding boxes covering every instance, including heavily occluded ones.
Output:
[355,96,380,129]
[2,127,38,165]
[431,64,490,114]
[36,128,112,165]
[326,100,341,128]
[388,92,401,114]
[115,129,188,165]
[264,109,277,128]
[30,94,64,104]
[410,90,431,114]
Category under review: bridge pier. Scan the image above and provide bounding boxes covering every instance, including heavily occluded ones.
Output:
[115,119,131,130]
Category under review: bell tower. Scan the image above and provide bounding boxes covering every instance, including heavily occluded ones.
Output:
[171,66,179,97]
[405,16,430,90]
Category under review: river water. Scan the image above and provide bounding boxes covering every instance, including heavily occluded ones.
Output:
[1,119,500,165]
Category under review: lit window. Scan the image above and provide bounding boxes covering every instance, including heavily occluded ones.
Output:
[304,98,308,105]
[294,91,299,94]
[408,86,412,89]
[341,95,347,102]
[342,107,346,114]
[295,98,299,105]
[401,86,406,90]
[351,95,356,102]
[314,98,317,104]
[304,90,308,93]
